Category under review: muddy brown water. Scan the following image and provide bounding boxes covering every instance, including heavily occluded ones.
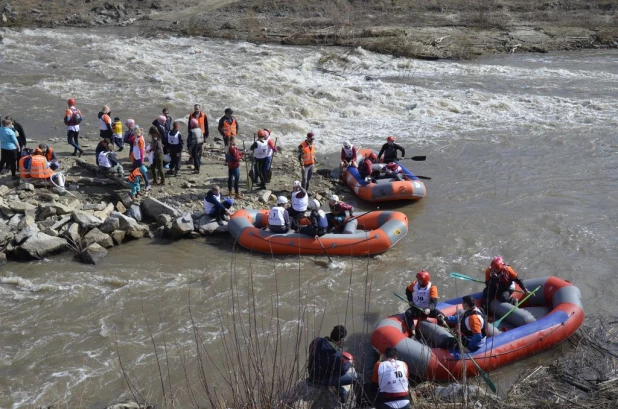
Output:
[1,27,617,408]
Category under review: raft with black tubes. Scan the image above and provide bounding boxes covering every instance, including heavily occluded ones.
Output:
[227,209,408,256]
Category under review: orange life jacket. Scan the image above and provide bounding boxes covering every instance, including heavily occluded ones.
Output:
[45,147,54,162]
[300,140,315,166]
[19,156,31,178]
[221,117,237,137]
[190,111,207,134]
[128,167,141,182]
[29,155,53,179]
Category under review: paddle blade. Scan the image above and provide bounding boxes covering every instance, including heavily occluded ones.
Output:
[407,156,426,161]
[467,353,497,393]
[416,175,432,180]
[449,272,485,284]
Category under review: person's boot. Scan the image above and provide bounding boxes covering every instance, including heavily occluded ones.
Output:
[235,193,242,200]
[78,149,84,158]
[227,190,232,197]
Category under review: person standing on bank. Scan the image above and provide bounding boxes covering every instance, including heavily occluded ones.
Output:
[188,118,204,174]
[0,118,20,178]
[64,98,84,157]
[148,125,165,185]
[377,136,405,163]
[371,347,411,409]
[166,121,183,177]
[225,136,243,199]
[218,108,238,147]
[298,132,316,191]
[98,105,113,141]
[188,104,208,141]
[250,130,269,190]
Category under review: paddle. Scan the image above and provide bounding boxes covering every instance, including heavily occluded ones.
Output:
[316,235,334,265]
[492,285,542,328]
[449,272,524,294]
[242,140,253,191]
[415,175,431,180]
[334,207,379,233]
[402,156,426,161]
[266,136,277,183]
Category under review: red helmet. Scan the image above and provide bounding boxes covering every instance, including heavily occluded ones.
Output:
[342,352,354,364]
[367,153,377,162]
[416,270,430,286]
[387,136,395,143]
[67,98,76,106]
[491,256,505,271]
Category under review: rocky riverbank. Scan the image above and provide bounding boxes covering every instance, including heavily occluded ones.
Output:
[0,134,340,265]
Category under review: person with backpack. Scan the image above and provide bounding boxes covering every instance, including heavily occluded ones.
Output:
[64,98,84,157]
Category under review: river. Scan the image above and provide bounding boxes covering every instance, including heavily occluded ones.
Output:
[1,27,617,408]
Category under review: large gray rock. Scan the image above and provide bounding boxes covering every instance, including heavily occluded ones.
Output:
[8,200,36,213]
[93,202,114,220]
[0,185,10,196]
[126,224,148,240]
[17,215,35,230]
[156,214,173,228]
[171,214,194,239]
[72,211,103,229]
[258,190,273,203]
[64,222,81,245]
[109,211,139,231]
[82,228,114,248]
[141,197,181,220]
[81,202,107,211]
[79,243,108,265]
[14,232,69,260]
[38,205,57,220]
[0,225,13,246]
[48,199,81,215]
[99,216,120,234]
[110,230,126,245]
[8,214,23,230]
[51,215,72,231]
[14,223,40,245]
[196,215,228,235]
[127,204,142,222]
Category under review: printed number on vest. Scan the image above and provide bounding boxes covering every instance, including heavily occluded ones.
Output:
[395,371,404,378]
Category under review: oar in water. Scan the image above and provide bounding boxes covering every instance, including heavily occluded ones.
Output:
[315,236,334,265]
[415,175,431,180]
[449,272,524,294]
[492,285,542,328]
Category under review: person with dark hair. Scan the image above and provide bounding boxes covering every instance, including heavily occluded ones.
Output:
[203,185,234,225]
[371,347,410,409]
[307,325,358,403]
[440,295,488,352]
[404,270,446,338]
[218,108,238,147]
[297,132,315,191]
[39,143,59,170]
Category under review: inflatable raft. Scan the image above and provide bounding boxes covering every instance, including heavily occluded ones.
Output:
[343,149,426,202]
[227,209,408,256]
[371,276,584,381]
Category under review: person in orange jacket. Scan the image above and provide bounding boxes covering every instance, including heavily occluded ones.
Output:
[482,256,530,309]
[404,270,446,338]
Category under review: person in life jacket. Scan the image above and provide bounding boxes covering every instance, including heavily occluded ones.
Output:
[188,118,204,174]
[218,108,238,147]
[359,152,378,182]
[98,105,113,141]
[308,325,359,404]
[250,130,270,190]
[123,119,138,150]
[225,136,244,199]
[131,128,151,191]
[203,184,234,225]
[127,167,143,201]
[18,148,33,179]
[482,256,530,309]
[339,140,358,178]
[188,104,208,140]
[98,140,124,177]
[29,148,54,180]
[112,116,124,151]
[377,136,405,163]
[268,196,291,234]
[404,270,446,338]
[288,180,308,230]
[371,347,411,409]
[260,129,278,183]
[382,161,406,181]
[64,98,84,157]
[299,199,329,238]
[440,295,488,352]
[297,132,316,191]
[38,143,59,171]
[327,195,354,230]
[166,121,184,177]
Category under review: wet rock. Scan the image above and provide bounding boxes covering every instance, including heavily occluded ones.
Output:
[110,230,126,245]
[0,252,6,266]
[64,222,82,245]
[82,228,114,248]
[127,204,142,222]
[72,211,103,229]
[109,211,139,231]
[171,214,193,239]
[14,223,40,245]
[99,216,120,234]
[258,190,272,203]
[126,224,148,239]
[156,214,172,227]
[79,243,108,265]
[15,233,69,260]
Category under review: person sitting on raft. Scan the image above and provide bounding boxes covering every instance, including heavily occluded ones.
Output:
[268,196,291,234]
[359,152,379,183]
[339,140,358,178]
[299,199,328,238]
[483,256,530,310]
[381,162,407,181]
[404,270,446,338]
[327,195,354,231]
[288,180,308,230]
[439,295,488,352]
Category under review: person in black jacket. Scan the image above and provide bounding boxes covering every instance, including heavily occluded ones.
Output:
[377,136,405,163]
[308,325,358,403]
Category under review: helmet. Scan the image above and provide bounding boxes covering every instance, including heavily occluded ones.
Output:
[125,119,135,128]
[292,180,301,188]
[416,270,430,286]
[329,194,339,202]
[367,153,377,162]
[190,118,199,128]
[387,136,395,143]
[342,352,354,364]
[276,196,288,205]
[257,129,267,138]
[491,256,505,271]
[67,98,76,106]
[309,199,321,210]
[343,140,352,148]
[224,108,233,115]
[158,115,167,124]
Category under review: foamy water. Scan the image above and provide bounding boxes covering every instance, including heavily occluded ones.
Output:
[1,28,618,408]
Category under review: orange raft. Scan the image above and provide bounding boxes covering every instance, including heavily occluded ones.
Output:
[343,148,426,202]
[227,209,408,256]
[371,276,584,381]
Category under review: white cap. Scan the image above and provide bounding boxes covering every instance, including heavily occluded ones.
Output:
[293,180,301,188]
[329,194,339,202]
[276,196,289,205]
[343,140,352,148]
[309,199,321,210]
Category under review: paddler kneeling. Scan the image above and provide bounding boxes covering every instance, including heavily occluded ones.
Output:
[439,295,488,352]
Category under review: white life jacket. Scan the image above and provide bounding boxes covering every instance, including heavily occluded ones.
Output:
[98,151,111,168]
[265,134,275,157]
[168,130,181,145]
[342,146,355,159]
[203,192,221,214]
[291,190,308,212]
[412,281,432,309]
[191,128,204,145]
[377,359,409,398]
[132,136,143,161]
[254,139,269,159]
[268,206,286,226]
[99,115,110,131]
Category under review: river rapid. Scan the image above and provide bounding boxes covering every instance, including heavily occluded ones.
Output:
[1,27,617,408]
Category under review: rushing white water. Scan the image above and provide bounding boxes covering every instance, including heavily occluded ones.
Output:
[1,27,618,408]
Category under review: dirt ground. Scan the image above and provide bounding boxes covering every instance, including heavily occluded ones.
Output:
[4,0,618,59]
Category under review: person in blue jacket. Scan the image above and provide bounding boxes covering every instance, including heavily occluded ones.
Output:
[308,325,358,403]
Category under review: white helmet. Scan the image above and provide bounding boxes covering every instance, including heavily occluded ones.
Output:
[292,180,301,188]
[343,140,352,148]
[329,194,339,202]
[309,199,321,210]
[276,196,289,205]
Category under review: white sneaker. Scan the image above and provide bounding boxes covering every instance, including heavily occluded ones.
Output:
[145,185,151,191]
